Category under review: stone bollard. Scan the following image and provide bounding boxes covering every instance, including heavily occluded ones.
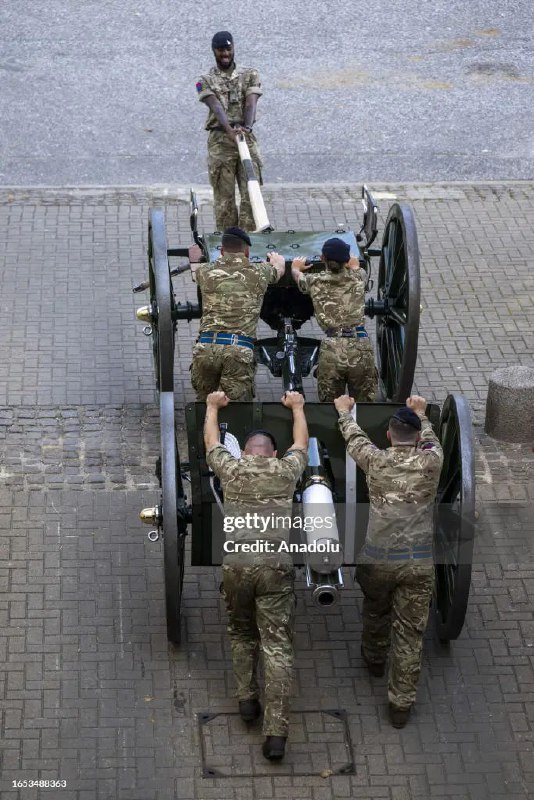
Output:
[484,365,534,443]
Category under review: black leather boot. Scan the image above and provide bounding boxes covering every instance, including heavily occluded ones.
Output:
[238,699,262,722]
[389,703,412,728]
[262,736,286,760]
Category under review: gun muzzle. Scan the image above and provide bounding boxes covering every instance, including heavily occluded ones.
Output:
[306,565,343,608]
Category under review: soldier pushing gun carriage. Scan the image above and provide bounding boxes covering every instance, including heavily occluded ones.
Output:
[133,76,476,756]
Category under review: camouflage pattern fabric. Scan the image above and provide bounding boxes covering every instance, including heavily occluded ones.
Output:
[208,131,263,231]
[338,413,444,550]
[196,254,277,337]
[297,267,377,400]
[208,441,306,737]
[196,64,263,231]
[196,65,262,131]
[191,342,255,400]
[206,443,308,567]
[316,338,377,402]
[297,267,367,330]
[356,562,434,709]
[192,254,278,399]
[221,564,296,736]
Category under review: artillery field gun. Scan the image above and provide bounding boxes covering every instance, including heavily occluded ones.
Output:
[133,174,475,647]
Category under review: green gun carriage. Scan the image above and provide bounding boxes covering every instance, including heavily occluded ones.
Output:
[133,187,475,646]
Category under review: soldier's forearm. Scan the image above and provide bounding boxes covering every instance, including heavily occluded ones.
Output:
[290,266,301,284]
[205,97,232,132]
[291,407,309,451]
[243,96,258,128]
[204,406,220,450]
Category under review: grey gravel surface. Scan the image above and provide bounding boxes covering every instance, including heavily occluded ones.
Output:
[1,1,533,184]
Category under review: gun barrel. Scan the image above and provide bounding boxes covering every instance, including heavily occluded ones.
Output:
[301,438,343,574]
[236,136,271,232]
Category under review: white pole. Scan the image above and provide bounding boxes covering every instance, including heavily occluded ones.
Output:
[236,135,271,232]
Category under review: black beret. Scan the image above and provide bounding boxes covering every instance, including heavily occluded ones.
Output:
[391,407,422,431]
[322,237,351,263]
[223,226,251,246]
[212,31,233,48]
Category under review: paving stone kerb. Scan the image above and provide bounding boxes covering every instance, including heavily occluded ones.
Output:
[485,365,534,443]
[0,183,533,800]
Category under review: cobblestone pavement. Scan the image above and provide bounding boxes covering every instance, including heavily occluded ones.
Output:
[0,184,533,799]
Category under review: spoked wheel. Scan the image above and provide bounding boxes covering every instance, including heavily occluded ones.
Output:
[375,203,420,402]
[148,209,175,394]
[160,393,186,645]
[433,394,476,641]
[148,208,185,644]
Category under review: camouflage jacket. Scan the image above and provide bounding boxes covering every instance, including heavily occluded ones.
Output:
[338,412,443,552]
[196,254,278,337]
[297,268,366,330]
[206,444,308,566]
[196,64,262,130]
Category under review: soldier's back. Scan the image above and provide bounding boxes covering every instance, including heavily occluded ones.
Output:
[364,444,442,550]
[197,255,275,337]
[302,269,366,330]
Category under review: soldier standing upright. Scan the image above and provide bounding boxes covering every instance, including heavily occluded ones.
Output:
[192,227,285,400]
[291,237,377,402]
[196,31,263,231]
[204,390,309,760]
[334,394,443,727]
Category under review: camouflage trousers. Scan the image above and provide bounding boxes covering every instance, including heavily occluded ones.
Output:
[207,131,263,232]
[191,342,255,401]
[317,337,377,402]
[355,561,434,709]
[221,564,296,736]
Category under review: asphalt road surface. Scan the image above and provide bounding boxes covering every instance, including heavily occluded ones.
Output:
[1,0,533,184]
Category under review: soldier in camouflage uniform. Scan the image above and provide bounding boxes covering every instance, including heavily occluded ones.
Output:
[196,31,263,231]
[335,394,443,727]
[192,226,285,400]
[204,390,309,761]
[291,238,377,402]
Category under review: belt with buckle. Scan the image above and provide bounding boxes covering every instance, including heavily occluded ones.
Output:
[362,543,433,561]
[198,332,254,349]
[325,325,368,338]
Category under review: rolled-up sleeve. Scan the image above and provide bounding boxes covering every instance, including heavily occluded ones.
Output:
[245,69,262,97]
[196,76,215,102]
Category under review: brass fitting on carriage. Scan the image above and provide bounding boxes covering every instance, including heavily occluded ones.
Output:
[136,305,153,323]
[136,305,155,337]
[140,506,162,542]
